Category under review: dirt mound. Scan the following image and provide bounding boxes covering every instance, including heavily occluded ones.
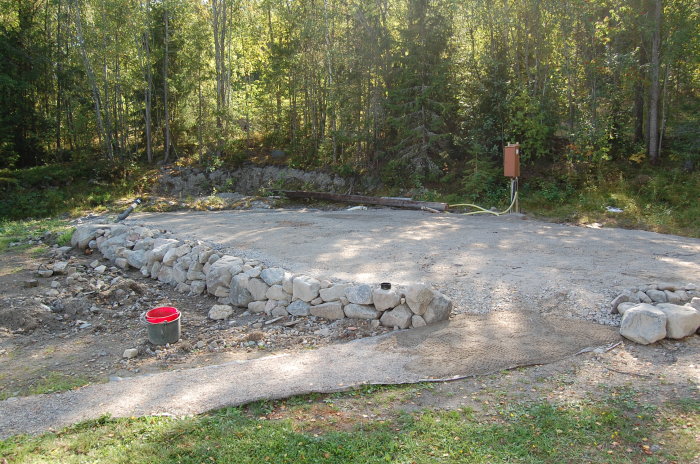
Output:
[0,302,51,332]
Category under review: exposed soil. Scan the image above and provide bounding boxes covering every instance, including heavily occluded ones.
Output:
[0,246,389,400]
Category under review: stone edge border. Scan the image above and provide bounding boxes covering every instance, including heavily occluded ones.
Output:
[71,224,453,329]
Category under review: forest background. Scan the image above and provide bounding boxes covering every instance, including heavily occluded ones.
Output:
[0,0,698,234]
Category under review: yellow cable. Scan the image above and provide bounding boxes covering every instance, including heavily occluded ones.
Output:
[449,191,518,216]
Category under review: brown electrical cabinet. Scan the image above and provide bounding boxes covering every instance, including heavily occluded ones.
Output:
[504,143,520,178]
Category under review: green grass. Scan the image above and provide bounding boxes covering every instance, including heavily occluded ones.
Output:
[1,391,696,463]
[26,372,92,396]
[0,217,73,252]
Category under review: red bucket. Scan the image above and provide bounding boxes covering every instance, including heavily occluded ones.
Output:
[146,306,180,324]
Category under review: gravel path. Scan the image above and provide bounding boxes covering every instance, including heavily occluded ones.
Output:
[131,208,700,325]
[0,312,618,438]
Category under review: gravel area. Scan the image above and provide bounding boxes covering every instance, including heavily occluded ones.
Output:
[130,208,700,326]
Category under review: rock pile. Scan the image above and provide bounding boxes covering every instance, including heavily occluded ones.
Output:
[71,224,453,329]
[610,283,700,345]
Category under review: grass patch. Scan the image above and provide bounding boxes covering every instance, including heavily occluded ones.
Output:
[0,217,73,252]
[1,389,695,463]
[27,372,91,396]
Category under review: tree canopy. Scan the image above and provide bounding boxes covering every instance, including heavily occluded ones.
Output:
[1,0,698,179]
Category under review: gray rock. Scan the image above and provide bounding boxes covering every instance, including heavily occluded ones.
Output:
[620,304,667,345]
[172,264,188,284]
[122,348,138,359]
[94,265,107,274]
[213,286,230,298]
[260,267,286,286]
[380,304,412,329]
[617,302,638,315]
[125,250,146,269]
[657,282,678,291]
[293,275,321,302]
[689,297,700,311]
[405,283,434,315]
[248,301,267,314]
[37,269,53,278]
[271,306,289,317]
[411,315,427,328]
[175,283,191,294]
[206,255,244,296]
[115,257,129,270]
[423,291,453,324]
[70,225,94,249]
[686,283,697,291]
[665,290,685,305]
[344,304,379,320]
[645,289,667,303]
[310,297,324,306]
[310,302,344,320]
[319,284,350,302]
[248,278,270,301]
[208,304,234,320]
[189,280,206,296]
[229,274,253,307]
[287,300,311,317]
[157,265,174,284]
[52,261,69,274]
[162,244,189,266]
[637,291,652,304]
[346,285,373,305]
[372,288,401,311]
[150,261,162,279]
[186,270,206,281]
[282,272,295,294]
[655,303,700,339]
[610,290,637,313]
[266,285,290,301]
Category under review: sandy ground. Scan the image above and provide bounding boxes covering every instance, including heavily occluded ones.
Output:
[132,208,700,324]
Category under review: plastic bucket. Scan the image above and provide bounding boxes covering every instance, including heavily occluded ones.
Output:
[144,307,181,345]
[146,306,180,324]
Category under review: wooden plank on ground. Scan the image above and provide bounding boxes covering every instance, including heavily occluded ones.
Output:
[279,190,447,212]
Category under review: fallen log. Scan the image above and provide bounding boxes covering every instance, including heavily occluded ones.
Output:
[279,190,447,212]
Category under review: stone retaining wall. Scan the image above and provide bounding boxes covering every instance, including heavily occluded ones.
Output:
[71,224,452,329]
[154,165,357,197]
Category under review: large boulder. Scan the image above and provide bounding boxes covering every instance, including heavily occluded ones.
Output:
[405,283,434,315]
[380,304,412,329]
[620,304,667,345]
[655,303,700,339]
[423,291,453,324]
[372,288,401,311]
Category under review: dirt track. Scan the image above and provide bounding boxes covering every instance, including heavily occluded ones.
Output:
[132,208,700,324]
[0,312,619,438]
